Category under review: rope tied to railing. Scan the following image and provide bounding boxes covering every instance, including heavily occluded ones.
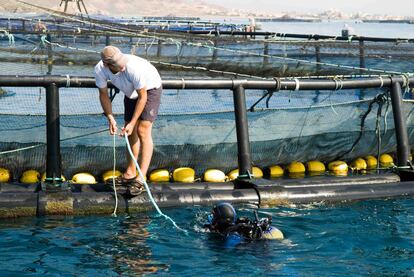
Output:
[65,74,70,87]
[334,76,344,91]
[294,78,300,91]
[402,73,413,97]
[338,92,388,159]
[379,76,384,88]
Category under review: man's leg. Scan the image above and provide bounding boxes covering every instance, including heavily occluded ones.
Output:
[123,122,139,179]
[136,119,153,179]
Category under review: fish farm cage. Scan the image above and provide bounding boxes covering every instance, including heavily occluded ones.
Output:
[0,75,413,218]
[0,6,414,217]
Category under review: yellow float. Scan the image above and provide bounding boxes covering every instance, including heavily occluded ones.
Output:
[306,160,325,173]
[0,168,11,183]
[365,155,378,169]
[262,226,284,240]
[149,169,170,182]
[379,153,394,168]
[227,167,263,181]
[350,158,367,171]
[267,165,284,178]
[203,169,226,182]
[102,170,122,182]
[287,162,305,174]
[20,169,40,183]
[328,161,348,176]
[71,173,97,184]
[173,167,195,183]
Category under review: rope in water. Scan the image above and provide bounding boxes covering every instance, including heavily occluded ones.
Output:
[111,133,118,216]
[123,134,188,234]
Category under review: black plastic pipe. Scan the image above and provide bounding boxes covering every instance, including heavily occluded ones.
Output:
[4,177,414,218]
[1,75,414,90]
[0,76,413,90]
[45,83,62,185]
[390,79,411,166]
[232,84,252,178]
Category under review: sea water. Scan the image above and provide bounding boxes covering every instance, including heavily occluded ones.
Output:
[0,198,413,276]
[260,20,414,38]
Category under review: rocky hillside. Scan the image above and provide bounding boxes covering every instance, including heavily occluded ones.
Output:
[0,0,228,16]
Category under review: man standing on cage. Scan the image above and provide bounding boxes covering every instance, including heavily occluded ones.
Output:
[95,46,162,186]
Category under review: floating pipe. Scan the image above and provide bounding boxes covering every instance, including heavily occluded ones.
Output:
[0,75,413,90]
[0,174,414,218]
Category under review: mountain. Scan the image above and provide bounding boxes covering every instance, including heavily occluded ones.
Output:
[0,0,228,16]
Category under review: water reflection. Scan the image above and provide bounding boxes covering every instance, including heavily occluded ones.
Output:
[112,216,166,275]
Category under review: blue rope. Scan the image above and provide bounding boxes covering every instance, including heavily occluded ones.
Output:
[124,135,188,234]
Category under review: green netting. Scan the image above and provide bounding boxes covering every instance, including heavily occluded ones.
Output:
[1,84,414,178]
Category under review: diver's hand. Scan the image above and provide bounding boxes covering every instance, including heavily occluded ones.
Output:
[121,122,135,136]
[107,115,118,135]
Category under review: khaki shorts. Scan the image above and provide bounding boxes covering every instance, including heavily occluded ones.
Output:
[124,86,162,123]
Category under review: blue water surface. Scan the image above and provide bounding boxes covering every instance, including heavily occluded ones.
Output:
[1,198,413,276]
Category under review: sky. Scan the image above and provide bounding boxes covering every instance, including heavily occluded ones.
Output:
[204,0,414,16]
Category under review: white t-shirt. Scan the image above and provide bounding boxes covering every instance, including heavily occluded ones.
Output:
[94,54,162,99]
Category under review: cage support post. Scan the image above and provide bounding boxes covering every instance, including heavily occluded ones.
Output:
[157,39,162,58]
[359,40,366,74]
[46,34,53,75]
[212,38,218,63]
[263,36,269,66]
[232,84,252,178]
[390,79,410,167]
[45,83,62,186]
[315,45,321,72]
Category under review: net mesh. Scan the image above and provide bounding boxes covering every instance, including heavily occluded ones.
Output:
[1,85,414,178]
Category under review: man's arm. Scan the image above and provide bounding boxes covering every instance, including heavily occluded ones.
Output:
[99,87,117,134]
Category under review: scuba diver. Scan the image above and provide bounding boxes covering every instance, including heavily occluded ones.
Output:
[205,202,284,247]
